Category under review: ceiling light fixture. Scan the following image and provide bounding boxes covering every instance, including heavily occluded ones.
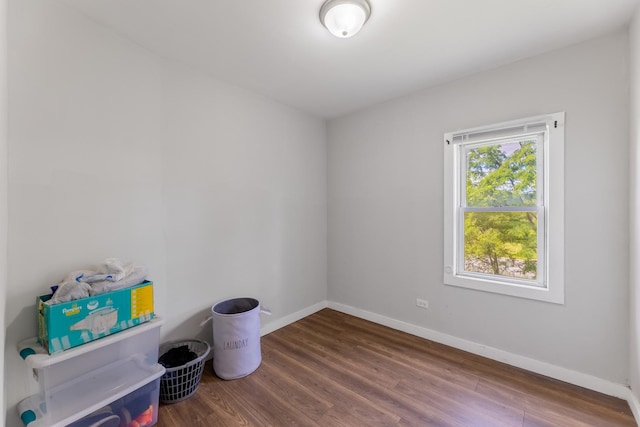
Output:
[320,0,371,39]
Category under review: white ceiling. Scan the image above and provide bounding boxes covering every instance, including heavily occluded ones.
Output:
[60,0,639,119]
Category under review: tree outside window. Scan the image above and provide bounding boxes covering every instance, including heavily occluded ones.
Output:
[462,138,540,281]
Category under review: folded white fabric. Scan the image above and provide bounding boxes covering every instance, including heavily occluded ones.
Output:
[82,257,138,283]
[48,258,148,304]
[89,264,148,296]
[48,270,94,304]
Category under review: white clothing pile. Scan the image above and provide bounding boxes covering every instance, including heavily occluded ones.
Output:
[48,258,148,304]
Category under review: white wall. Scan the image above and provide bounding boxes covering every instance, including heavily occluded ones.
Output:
[328,31,630,384]
[5,0,326,425]
[629,3,640,407]
[160,64,327,343]
[0,0,8,421]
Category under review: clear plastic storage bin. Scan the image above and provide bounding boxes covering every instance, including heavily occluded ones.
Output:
[17,318,164,427]
[67,374,162,427]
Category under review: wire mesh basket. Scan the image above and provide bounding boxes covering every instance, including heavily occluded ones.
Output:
[158,339,210,404]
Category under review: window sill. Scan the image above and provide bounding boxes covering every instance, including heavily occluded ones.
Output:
[444,272,564,304]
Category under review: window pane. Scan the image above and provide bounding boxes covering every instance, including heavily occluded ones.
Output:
[465,138,538,207]
[463,211,537,280]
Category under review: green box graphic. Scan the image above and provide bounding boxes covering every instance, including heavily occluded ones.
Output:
[37,281,154,354]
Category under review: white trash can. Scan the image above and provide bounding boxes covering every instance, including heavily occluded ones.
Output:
[211,297,270,380]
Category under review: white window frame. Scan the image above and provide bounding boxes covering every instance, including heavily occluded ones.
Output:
[443,112,565,304]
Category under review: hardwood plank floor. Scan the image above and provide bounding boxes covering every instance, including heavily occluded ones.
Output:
[157,309,635,426]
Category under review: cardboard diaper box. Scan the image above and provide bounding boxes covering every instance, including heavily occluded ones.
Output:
[37,280,154,354]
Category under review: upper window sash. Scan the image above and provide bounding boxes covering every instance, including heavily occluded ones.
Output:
[459,131,545,209]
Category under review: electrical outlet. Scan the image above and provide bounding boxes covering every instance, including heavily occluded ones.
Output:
[416,298,429,309]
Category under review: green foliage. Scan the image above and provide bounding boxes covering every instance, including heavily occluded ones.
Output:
[466,140,537,207]
[463,140,538,279]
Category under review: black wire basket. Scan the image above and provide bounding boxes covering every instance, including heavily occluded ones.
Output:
[158,339,210,404]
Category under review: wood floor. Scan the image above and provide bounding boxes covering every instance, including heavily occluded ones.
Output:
[157,309,635,426]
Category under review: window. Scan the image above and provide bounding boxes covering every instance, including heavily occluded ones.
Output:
[444,113,564,303]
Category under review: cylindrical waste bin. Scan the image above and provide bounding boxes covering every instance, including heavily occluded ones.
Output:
[211,297,268,380]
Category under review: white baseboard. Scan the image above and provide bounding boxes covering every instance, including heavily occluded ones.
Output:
[627,390,640,425]
[260,300,328,336]
[327,301,631,401]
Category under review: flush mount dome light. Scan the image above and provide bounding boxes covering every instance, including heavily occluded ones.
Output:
[320,0,371,38]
